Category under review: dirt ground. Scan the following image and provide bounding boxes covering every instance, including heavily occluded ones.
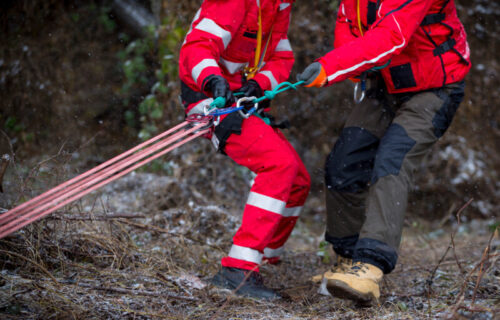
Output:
[0,169,498,319]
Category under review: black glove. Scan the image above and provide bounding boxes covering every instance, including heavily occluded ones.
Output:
[203,75,235,107]
[237,80,263,98]
[237,80,270,109]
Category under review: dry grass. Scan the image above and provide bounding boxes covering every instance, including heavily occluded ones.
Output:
[0,159,498,319]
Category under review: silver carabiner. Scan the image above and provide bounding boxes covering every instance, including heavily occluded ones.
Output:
[354,82,366,104]
[236,96,258,119]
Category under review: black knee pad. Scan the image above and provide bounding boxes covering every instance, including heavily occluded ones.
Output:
[325,127,379,193]
[371,123,415,184]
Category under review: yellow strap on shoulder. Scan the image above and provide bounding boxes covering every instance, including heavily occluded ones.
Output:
[357,0,364,36]
[254,5,263,72]
[245,4,263,79]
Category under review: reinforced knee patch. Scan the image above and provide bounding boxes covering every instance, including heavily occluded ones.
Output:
[371,123,415,184]
[325,127,379,193]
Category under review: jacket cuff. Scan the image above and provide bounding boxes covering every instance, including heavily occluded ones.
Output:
[198,67,223,91]
[316,58,333,86]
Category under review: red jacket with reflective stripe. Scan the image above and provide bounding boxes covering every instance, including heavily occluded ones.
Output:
[179,0,294,96]
[320,0,471,93]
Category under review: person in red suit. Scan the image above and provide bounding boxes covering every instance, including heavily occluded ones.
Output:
[179,0,310,299]
[298,0,470,304]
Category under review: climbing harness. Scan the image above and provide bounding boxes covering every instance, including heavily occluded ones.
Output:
[243,2,274,79]
[352,0,390,104]
[0,81,304,239]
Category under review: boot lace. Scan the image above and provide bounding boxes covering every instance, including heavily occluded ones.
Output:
[345,262,368,276]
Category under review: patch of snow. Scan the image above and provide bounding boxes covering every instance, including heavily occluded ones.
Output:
[476,63,485,71]
[439,145,487,185]
[474,200,493,216]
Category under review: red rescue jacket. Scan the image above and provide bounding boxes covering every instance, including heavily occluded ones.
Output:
[179,0,295,102]
[319,0,471,93]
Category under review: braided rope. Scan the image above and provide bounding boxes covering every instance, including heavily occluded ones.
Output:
[208,80,304,114]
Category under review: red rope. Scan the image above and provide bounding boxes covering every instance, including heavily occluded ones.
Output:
[0,121,210,238]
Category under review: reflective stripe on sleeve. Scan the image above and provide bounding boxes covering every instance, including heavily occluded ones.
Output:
[228,244,263,264]
[264,246,284,258]
[220,57,248,74]
[195,18,232,49]
[191,58,219,83]
[259,70,278,89]
[279,3,290,10]
[275,38,292,52]
[282,206,302,217]
[327,15,406,82]
[246,191,286,215]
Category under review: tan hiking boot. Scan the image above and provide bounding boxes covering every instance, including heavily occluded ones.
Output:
[325,261,383,304]
[311,255,352,283]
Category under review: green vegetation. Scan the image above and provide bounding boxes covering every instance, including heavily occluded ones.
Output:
[118,20,186,141]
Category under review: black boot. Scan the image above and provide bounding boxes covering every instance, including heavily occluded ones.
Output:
[210,267,281,300]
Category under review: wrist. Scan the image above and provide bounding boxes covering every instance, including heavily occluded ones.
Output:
[306,62,327,88]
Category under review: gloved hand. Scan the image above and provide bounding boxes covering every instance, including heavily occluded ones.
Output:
[237,79,263,98]
[203,75,234,107]
[237,80,270,109]
[297,62,327,88]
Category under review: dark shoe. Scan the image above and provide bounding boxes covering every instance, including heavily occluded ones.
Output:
[210,267,281,300]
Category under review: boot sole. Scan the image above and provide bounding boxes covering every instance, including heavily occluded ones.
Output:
[326,279,375,306]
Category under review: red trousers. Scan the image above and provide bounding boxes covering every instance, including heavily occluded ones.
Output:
[217,116,311,271]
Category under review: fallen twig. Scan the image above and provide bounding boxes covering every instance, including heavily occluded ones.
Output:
[447,227,498,319]
[426,198,473,317]
[450,199,473,274]
[0,249,59,286]
[48,212,147,221]
[458,304,497,314]
[426,199,473,289]
[472,231,496,305]
[75,282,197,301]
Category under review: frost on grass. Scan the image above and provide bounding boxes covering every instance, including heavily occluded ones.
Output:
[1,169,498,319]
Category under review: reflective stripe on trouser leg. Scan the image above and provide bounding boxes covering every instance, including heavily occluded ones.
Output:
[228,244,263,265]
[263,246,284,259]
[221,116,309,271]
[264,131,311,261]
[263,206,301,261]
